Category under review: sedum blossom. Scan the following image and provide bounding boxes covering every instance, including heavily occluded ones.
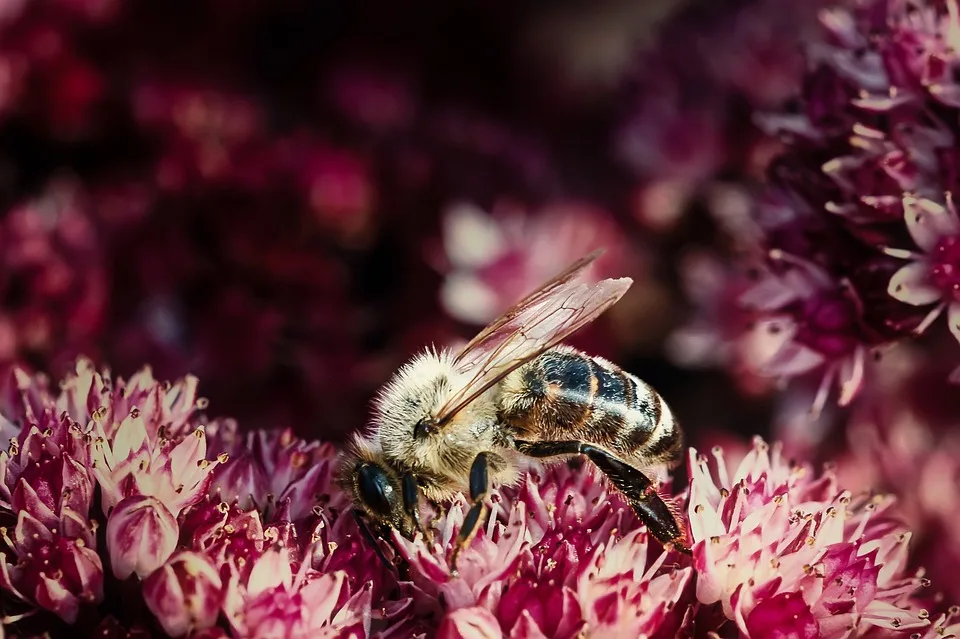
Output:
[688,437,930,638]
[397,461,695,638]
[0,359,953,638]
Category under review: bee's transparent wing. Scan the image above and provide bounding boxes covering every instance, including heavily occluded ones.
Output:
[435,262,631,425]
[452,249,603,368]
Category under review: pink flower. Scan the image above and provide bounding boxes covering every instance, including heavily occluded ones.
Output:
[66,359,226,579]
[221,548,372,638]
[207,422,348,522]
[688,437,930,637]
[0,183,107,368]
[396,462,693,638]
[0,364,102,623]
[106,495,180,580]
[738,258,878,415]
[435,200,628,326]
[666,249,781,395]
[142,550,223,637]
[886,195,960,356]
[437,607,501,639]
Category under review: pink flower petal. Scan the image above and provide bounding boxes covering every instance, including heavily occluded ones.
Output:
[745,591,819,639]
[438,607,503,639]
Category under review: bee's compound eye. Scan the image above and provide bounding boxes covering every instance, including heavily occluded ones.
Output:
[357,463,397,517]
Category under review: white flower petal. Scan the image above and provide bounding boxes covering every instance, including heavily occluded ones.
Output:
[759,340,824,377]
[439,274,499,325]
[442,203,506,269]
[948,302,960,345]
[888,262,941,305]
[904,195,960,251]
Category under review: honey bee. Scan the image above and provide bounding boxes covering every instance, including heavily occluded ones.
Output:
[339,250,689,572]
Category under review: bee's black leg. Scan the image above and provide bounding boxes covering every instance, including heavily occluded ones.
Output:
[513,440,690,554]
[449,452,489,576]
[401,472,432,544]
[352,509,395,572]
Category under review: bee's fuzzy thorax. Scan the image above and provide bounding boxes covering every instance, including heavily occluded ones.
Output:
[372,346,459,417]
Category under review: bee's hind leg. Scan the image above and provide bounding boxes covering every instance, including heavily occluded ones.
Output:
[401,472,433,544]
[514,440,690,554]
[449,452,490,576]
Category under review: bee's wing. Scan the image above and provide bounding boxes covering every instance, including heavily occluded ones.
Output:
[452,249,604,367]
[435,257,631,425]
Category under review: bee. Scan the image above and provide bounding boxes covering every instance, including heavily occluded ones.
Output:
[339,250,689,572]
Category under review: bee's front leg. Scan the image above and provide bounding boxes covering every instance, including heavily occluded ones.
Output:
[449,452,490,576]
[401,472,433,544]
[352,509,396,572]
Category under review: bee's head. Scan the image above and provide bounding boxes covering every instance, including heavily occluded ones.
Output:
[337,435,407,532]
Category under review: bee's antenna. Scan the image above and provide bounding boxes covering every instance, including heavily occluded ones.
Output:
[352,509,395,574]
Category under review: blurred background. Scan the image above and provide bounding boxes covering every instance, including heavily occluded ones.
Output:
[0,0,815,443]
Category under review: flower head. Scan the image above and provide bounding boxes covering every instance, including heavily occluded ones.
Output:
[0,183,107,368]
[0,364,102,623]
[436,200,628,326]
[397,461,694,638]
[737,0,960,401]
[222,548,372,639]
[688,437,930,637]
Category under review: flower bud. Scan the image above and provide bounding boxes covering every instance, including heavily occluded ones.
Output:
[106,495,178,580]
[143,551,223,637]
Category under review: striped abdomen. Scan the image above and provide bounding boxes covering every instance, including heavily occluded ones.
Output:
[498,345,681,465]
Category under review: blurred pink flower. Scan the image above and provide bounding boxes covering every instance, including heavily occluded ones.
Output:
[132,84,266,192]
[667,249,779,395]
[886,195,960,361]
[688,437,930,637]
[436,200,628,326]
[0,183,107,368]
[737,259,878,415]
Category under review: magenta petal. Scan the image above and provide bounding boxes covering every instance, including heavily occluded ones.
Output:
[34,572,82,624]
[106,495,179,579]
[746,592,819,639]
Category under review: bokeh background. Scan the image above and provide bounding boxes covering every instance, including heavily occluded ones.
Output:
[5,0,960,599]
[0,0,806,443]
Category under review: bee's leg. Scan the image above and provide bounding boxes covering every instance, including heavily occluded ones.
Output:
[449,452,489,576]
[401,472,432,544]
[352,509,396,572]
[513,440,690,554]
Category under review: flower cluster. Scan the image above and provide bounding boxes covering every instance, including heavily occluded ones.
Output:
[719,0,960,408]
[0,361,377,637]
[1,360,950,638]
